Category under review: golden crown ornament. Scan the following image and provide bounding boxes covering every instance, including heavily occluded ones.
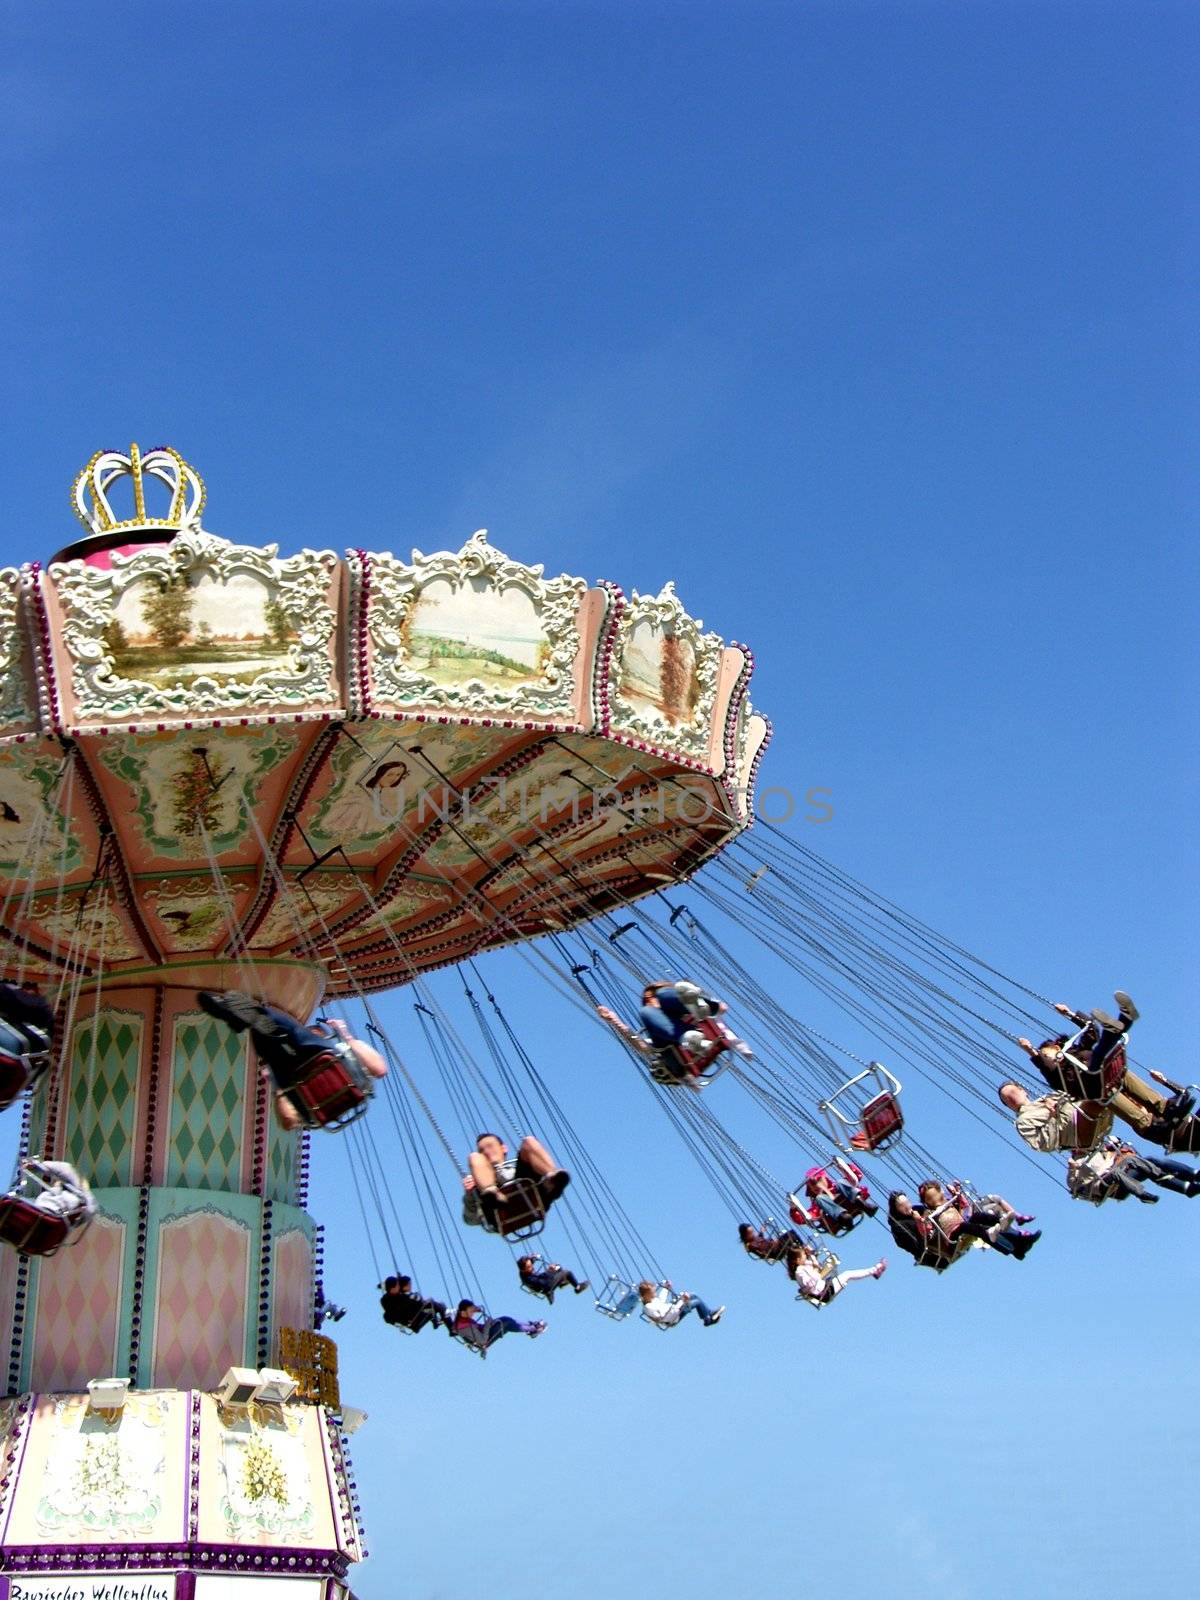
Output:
[71,442,207,535]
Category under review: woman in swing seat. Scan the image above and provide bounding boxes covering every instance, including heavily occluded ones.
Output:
[197,991,387,1129]
[787,1241,887,1305]
[516,1255,590,1302]
[915,1181,1040,1260]
[448,1299,546,1355]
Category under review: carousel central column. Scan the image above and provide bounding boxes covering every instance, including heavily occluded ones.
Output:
[6,962,320,1398]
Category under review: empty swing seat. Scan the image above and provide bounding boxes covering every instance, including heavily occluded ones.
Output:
[276,1045,373,1131]
[595,1276,640,1320]
[858,1090,904,1151]
[819,1063,904,1154]
[0,1197,71,1258]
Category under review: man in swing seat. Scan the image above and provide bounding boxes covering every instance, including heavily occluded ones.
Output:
[789,1159,879,1234]
[197,991,387,1130]
[1067,1137,1200,1204]
[461,1132,571,1232]
[380,1274,449,1331]
[516,1255,590,1302]
[998,1082,1114,1153]
[1016,991,1142,1107]
[0,982,56,1109]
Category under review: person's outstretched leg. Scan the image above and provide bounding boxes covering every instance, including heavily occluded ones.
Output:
[517,1136,570,1203]
[829,1261,887,1294]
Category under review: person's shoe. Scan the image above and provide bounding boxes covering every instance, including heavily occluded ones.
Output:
[1012,1230,1042,1260]
[198,991,280,1036]
[704,1306,725,1326]
[1014,1213,1036,1224]
[1113,991,1139,1026]
[1091,1008,1122,1033]
[1187,1182,1200,1199]
[1139,1192,1161,1203]
[731,1037,755,1059]
[527,1321,547,1338]
[573,1280,590,1294]
[872,1259,888,1279]
[538,1169,571,1204]
[325,1304,347,1322]
[863,1201,879,1217]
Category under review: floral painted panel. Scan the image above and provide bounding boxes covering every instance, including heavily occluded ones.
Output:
[98,726,300,860]
[29,1392,177,1543]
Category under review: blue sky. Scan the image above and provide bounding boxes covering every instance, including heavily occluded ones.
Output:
[2,3,1198,1597]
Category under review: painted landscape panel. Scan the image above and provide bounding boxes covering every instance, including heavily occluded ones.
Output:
[403,577,549,687]
[105,571,297,688]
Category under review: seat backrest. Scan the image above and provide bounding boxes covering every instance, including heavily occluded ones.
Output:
[859,1091,903,1150]
[672,1018,730,1077]
[486,1177,547,1241]
[286,1048,372,1130]
[0,1054,31,1112]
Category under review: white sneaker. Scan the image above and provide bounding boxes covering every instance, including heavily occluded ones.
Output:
[705,1306,725,1326]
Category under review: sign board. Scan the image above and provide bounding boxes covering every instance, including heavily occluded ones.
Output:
[3,1579,175,1600]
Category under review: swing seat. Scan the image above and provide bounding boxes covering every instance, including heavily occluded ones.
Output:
[652,1019,734,1089]
[594,1275,639,1320]
[921,1200,977,1270]
[479,1177,546,1242]
[0,1197,71,1258]
[819,1063,904,1154]
[277,1045,373,1131]
[795,1248,840,1308]
[0,1019,49,1112]
[858,1091,904,1151]
[799,1159,873,1236]
[448,1327,488,1358]
[806,1207,863,1238]
[1058,1029,1127,1105]
[0,1053,33,1112]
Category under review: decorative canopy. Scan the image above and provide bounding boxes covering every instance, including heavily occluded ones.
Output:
[0,448,769,999]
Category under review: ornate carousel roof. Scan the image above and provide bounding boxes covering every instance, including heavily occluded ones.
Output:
[0,446,769,998]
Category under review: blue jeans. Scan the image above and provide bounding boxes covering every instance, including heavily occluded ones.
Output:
[639,989,690,1048]
[812,1181,859,1226]
[675,1296,716,1323]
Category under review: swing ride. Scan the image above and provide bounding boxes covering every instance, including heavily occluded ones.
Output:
[0,444,1191,1594]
